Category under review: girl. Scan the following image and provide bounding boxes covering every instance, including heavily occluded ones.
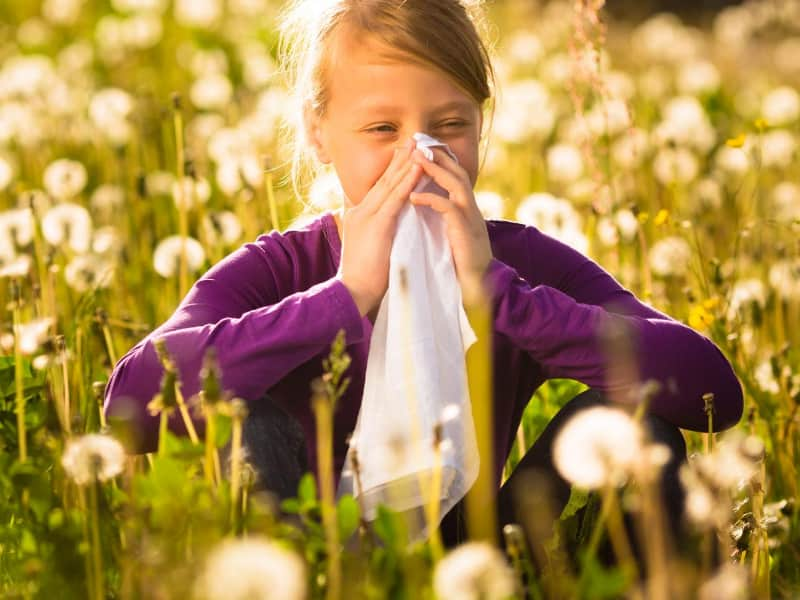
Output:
[104,0,743,550]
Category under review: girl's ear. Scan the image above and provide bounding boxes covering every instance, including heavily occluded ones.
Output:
[303,106,332,165]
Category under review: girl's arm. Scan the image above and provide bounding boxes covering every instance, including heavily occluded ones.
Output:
[104,234,364,452]
[485,223,743,432]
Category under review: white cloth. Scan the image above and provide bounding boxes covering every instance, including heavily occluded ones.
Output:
[337,133,479,538]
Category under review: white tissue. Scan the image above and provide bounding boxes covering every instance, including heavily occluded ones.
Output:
[337,133,480,539]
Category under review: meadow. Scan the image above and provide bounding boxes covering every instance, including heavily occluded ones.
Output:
[0,0,798,597]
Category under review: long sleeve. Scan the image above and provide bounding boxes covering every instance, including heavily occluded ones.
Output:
[104,231,364,452]
[485,224,743,432]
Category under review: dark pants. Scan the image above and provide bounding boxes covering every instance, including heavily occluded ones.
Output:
[242,389,687,561]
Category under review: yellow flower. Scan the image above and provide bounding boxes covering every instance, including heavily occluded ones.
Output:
[754,118,768,131]
[654,209,669,226]
[688,297,719,330]
[725,134,747,148]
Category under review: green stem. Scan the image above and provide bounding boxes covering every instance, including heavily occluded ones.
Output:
[88,482,104,600]
[13,300,26,463]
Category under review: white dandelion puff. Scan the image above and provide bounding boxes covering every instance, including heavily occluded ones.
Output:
[202,211,243,246]
[89,88,134,146]
[760,129,796,169]
[42,0,84,26]
[153,235,206,278]
[715,146,750,177]
[595,216,619,247]
[653,96,716,152]
[433,541,516,600]
[0,208,35,252]
[761,86,800,126]
[195,537,307,600]
[41,203,93,253]
[677,60,721,96]
[547,143,584,183]
[515,193,588,254]
[613,209,639,242]
[145,171,175,196]
[754,360,781,395]
[172,176,212,210]
[174,0,222,28]
[64,254,114,293]
[653,147,699,185]
[585,98,631,138]
[693,178,723,211]
[92,226,123,255]
[0,255,32,278]
[474,191,505,220]
[307,171,344,212]
[698,564,749,600]
[768,258,800,301]
[771,181,800,224]
[726,278,766,321]
[43,159,88,201]
[16,317,54,355]
[0,154,15,191]
[649,236,692,278]
[553,406,644,489]
[493,79,555,144]
[190,73,233,111]
[505,31,543,67]
[90,184,126,220]
[61,434,126,486]
[612,128,649,169]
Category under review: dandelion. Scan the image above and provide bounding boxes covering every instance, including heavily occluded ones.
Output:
[760,129,796,169]
[546,143,584,183]
[515,192,588,254]
[677,60,721,96]
[174,0,222,28]
[190,73,233,111]
[171,176,212,210]
[505,30,543,67]
[202,211,243,246]
[89,88,134,146]
[653,147,699,185]
[611,128,649,169]
[111,0,169,13]
[42,0,85,26]
[632,13,698,63]
[654,96,716,152]
[16,317,54,355]
[433,541,517,600]
[0,208,35,260]
[649,236,692,278]
[474,191,505,220]
[698,564,749,600]
[0,255,32,278]
[771,181,800,223]
[493,79,555,144]
[215,155,263,196]
[195,537,307,600]
[604,71,636,101]
[0,154,15,191]
[240,44,277,89]
[92,226,123,255]
[64,254,114,293]
[307,171,344,212]
[768,258,800,300]
[585,99,631,138]
[553,406,643,489]
[41,202,93,253]
[726,278,766,321]
[596,217,619,247]
[61,433,125,485]
[43,159,88,201]
[614,208,639,242]
[153,235,205,278]
[145,170,175,196]
[715,146,750,176]
[754,360,781,395]
[693,178,723,211]
[761,86,800,126]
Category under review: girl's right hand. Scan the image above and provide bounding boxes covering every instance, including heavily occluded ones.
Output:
[336,137,423,318]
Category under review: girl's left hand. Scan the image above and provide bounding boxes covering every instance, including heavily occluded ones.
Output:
[409,148,493,294]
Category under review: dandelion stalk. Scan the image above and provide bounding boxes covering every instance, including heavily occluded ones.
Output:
[200,349,224,486]
[462,271,497,545]
[427,424,445,562]
[96,309,118,366]
[312,379,341,600]
[171,93,189,298]
[264,159,280,232]
[703,393,715,453]
[88,481,105,600]
[11,280,27,462]
[229,399,247,530]
[56,336,72,435]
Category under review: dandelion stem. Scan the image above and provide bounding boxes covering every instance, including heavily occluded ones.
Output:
[88,481,104,600]
[174,384,200,445]
[312,382,341,600]
[265,171,280,232]
[157,411,169,456]
[172,94,189,299]
[12,288,27,463]
[230,402,244,529]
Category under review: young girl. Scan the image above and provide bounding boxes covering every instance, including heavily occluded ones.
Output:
[104,0,743,550]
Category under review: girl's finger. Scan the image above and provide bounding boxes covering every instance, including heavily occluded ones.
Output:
[363,140,415,212]
[412,150,468,205]
[409,191,464,220]
[382,162,423,215]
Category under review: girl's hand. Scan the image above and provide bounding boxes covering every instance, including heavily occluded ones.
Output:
[409,147,493,294]
[337,138,424,318]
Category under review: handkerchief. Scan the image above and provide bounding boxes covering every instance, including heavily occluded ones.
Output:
[337,133,480,539]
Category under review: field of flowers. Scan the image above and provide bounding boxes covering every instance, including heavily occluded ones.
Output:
[0,0,798,597]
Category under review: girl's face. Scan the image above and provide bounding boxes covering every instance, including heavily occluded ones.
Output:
[307,28,484,207]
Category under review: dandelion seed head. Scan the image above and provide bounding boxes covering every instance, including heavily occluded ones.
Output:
[153,235,206,278]
[677,60,721,96]
[42,0,85,26]
[614,209,639,241]
[760,129,796,169]
[16,317,54,355]
[145,171,175,196]
[726,278,766,321]
[172,176,211,210]
[493,79,554,144]
[0,208,34,248]
[698,563,749,600]
[515,193,587,253]
[474,191,505,220]
[652,146,700,185]
[43,159,88,201]
[768,258,800,300]
[771,181,800,223]
[433,541,516,600]
[585,99,631,138]
[64,254,114,293]
[41,202,93,253]
[61,433,125,485]
[307,171,344,212]
[754,360,781,395]
[241,45,277,89]
[203,211,242,246]
[648,236,692,278]
[190,73,233,110]
[693,178,723,211]
[632,13,699,63]
[761,85,800,126]
[547,143,584,183]
[111,0,169,14]
[89,88,134,145]
[0,255,32,278]
[553,406,643,489]
[715,146,750,176]
[196,537,307,600]
[654,96,716,151]
[90,184,125,218]
[174,0,222,29]
[505,31,543,67]
[595,216,619,247]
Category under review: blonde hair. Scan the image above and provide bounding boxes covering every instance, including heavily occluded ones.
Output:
[277,0,496,196]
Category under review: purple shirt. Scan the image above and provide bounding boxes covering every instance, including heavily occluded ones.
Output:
[104,212,742,484]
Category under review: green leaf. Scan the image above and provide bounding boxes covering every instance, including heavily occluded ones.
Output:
[298,473,317,504]
[281,498,300,514]
[214,413,232,448]
[337,494,360,541]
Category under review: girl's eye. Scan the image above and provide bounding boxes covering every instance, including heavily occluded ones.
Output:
[436,121,467,129]
[366,124,396,134]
